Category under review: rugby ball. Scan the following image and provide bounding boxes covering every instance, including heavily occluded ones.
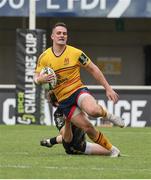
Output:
[40,67,57,90]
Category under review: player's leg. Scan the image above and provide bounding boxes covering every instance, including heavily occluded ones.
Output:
[77,93,125,128]
[77,93,106,117]
[85,142,110,155]
[40,134,62,148]
[40,122,74,148]
[40,107,65,148]
[84,142,120,157]
[40,121,74,149]
[71,112,115,152]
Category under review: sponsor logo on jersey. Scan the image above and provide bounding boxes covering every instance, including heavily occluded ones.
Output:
[64,58,69,65]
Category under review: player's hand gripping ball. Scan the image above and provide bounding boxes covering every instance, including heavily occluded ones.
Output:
[40,67,57,90]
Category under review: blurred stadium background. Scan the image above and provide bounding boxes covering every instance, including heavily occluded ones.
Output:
[0,1,151,179]
[0,0,151,126]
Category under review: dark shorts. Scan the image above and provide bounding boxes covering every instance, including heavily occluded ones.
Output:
[62,125,86,154]
[59,87,90,120]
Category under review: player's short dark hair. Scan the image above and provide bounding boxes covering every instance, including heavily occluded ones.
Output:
[52,22,67,31]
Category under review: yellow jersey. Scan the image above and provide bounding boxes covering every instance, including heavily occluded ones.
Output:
[35,45,91,102]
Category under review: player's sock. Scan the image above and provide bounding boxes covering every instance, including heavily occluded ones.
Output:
[92,131,112,150]
[99,105,107,117]
[50,137,58,145]
[40,137,58,148]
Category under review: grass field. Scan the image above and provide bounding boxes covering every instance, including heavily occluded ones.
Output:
[0,125,151,179]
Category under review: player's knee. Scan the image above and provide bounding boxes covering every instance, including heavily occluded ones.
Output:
[87,106,101,117]
[83,123,95,134]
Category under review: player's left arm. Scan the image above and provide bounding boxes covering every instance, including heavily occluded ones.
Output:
[85,61,119,103]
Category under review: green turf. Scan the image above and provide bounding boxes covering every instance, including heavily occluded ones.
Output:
[0,125,151,179]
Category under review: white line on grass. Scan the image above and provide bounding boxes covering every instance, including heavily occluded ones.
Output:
[0,164,151,173]
[0,165,31,169]
[120,154,130,157]
[0,152,29,155]
[103,131,151,135]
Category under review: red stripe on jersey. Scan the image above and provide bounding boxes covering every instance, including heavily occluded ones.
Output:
[55,65,79,74]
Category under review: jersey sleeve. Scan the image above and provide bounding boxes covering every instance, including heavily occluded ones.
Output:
[78,51,91,67]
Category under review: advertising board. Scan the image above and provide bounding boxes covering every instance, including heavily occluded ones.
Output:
[0,0,151,18]
[0,85,150,127]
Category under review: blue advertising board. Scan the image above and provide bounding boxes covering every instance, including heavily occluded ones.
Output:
[0,0,151,18]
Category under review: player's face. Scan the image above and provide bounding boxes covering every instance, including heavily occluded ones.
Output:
[51,26,68,45]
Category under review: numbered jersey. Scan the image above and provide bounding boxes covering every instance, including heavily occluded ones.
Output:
[35,45,91,102]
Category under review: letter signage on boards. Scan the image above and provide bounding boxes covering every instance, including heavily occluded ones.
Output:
[92,88,151,127]
[0,85,151,127]
[0,0,151,18]
[16,29,46,124]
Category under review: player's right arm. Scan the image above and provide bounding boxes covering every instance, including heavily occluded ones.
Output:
[34,52,53,85]
[34,72,51,85]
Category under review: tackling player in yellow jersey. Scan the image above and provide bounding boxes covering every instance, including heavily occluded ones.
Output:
[34,22,125,157]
